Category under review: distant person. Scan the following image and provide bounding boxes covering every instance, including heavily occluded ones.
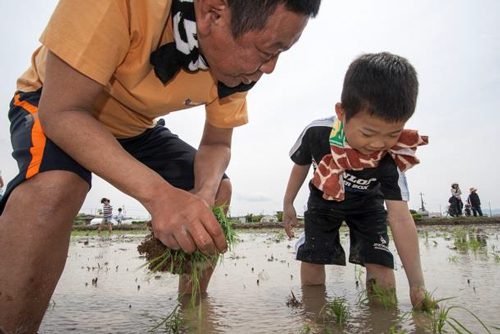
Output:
[115,207,124,224]
[467,187,483,217]
[283,52,429,308]
[98,198,113,233]
[464,203,472,217]
[449,183,463,216]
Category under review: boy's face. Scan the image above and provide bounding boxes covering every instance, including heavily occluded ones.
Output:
[335,103,406,155]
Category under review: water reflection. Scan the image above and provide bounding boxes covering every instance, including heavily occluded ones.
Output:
[38,226,500,333]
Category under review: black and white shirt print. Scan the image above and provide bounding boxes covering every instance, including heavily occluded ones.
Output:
[172,0,208,72]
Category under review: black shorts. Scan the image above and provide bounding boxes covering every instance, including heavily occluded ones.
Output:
[0,90,226,213]
[296,189,394,269]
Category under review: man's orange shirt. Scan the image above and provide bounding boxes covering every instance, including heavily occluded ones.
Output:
[17,0,248,138]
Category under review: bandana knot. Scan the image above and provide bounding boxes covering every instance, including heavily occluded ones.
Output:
[312,118,429,201]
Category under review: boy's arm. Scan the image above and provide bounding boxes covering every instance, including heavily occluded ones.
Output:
[386,200,426,307]
[283,163,311,238]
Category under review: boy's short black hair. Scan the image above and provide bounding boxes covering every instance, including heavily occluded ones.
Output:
[341,52,418,123]
[100,198,109,204]
[227,0,321,38]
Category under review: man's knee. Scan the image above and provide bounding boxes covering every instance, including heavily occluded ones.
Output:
[215,178,232,206]
[2,171,89,221]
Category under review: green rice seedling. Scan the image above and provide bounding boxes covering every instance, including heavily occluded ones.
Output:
[320,297,350,327]
[213,206,237,247]
[365,279,397,309]
[286,290,302,308]
[451,228,488,255]
[138,206,236,306]
[388,325,408,334]
[447,255,459,263]
[494,254,500,263]
[150,304,184,333]
[416,291,493,334]
[426,304,493,334]
[452,228,469,252]
[468,238,482,252]
[417,290,440,313]
[299,323,312,334]
[274,230,287,242]
[387,311,414,334]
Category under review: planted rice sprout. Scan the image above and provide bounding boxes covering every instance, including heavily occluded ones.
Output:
[138,206,236,306]
[452,228,487,253]
[415,292,494,334]
[388,325,408,334]
[286,290,302,308]
[320,297,350,327]
[426,303,493,334]
[418,290,440,313]
[357,278,397,309]
[149,304,183,334]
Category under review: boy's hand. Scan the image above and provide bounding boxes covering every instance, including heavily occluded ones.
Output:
[410,285,427,309]
[283,205,297,238]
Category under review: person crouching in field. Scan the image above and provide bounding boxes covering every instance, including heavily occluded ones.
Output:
[98,197,113,234]
[283,52,429,308]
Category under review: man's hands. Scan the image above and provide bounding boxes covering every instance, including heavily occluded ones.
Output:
[148,186,227,255]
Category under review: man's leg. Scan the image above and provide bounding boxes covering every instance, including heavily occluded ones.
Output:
[0,171,88,333]
[178,178,232,296]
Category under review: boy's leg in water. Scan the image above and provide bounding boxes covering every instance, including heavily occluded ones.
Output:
[365,263,396,301]
[301,262,326,286]
[0,171,88,333]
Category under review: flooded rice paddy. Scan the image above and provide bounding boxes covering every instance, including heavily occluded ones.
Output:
[40,225,500,333]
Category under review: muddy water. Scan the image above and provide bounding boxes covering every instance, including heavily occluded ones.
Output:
[39,225,500,333]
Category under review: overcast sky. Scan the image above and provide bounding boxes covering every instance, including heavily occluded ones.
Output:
[1,1,499,218]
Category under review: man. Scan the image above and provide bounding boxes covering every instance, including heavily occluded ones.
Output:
[0,0,321,332]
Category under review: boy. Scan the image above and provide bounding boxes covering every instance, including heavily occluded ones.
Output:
[283,52,428,308]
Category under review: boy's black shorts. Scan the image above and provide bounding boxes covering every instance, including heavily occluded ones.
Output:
[296,189,394,269]
[0,90,227,213]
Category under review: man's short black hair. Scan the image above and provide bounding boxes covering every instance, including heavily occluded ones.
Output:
[341,52,419,123]
[227,0,321,38]
[100,198,110,204]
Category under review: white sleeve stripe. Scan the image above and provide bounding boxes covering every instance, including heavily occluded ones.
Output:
[397,169,410,201]
[289,116,335,157]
